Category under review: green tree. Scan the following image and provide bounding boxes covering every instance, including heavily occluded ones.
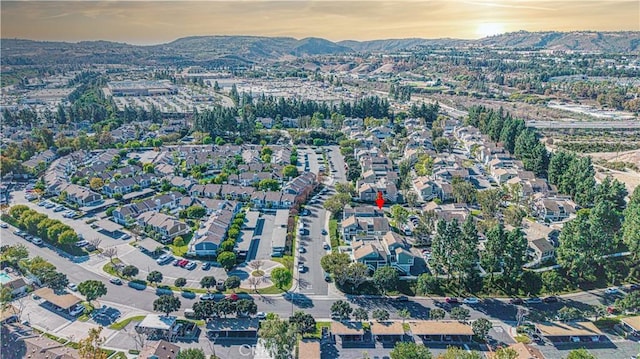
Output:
[430,308,446,320]
[1,287,13,308]
[224,276,241,291]
[320,252,352,274]
[330,300,352,320]
[450,307,470,322]
[146,271,163,285]
[565,348,597,359]
[42,271,69,292]
[542,271,566,294]
[615,291,640,312]
[372,309,390,321]
[372,266,399,295]
[623,186,640,260]
[78,280,107,302]
[1,245,29,266]
[142,163,155,174]
[471,318,492,340]
[482,223,506,280]
[390,341,432,359]
[438,346,483,359]
[153,295,181,316]
[174,277,187,287]
[258,317,297,359]
[416,273,440,295]
[353,308,369,321]
[176,348,206,359]
[217,251,237,271]
[398,308,411,323]
[235,299,258,316]
[270,267,292,289]
[289,311,316,334]
[322,193,351,214]
[477,188,502,218]
[258,179,280,191]
[452,177,477,204]
[173,237,185,247]
[121,265,139,278]
[219,240,235,253]
[282,165,298,179]
[58,230,79,245]
[390,205,410,227]
[77,326,108,359]
[200,276,216,290]
[493,347,519,359]
[89,177,104,191]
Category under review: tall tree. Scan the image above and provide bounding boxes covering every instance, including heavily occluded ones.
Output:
[390,342,432,359]
[176,348,206,359]
[289,311,316,334]
[623,186,640,260]
[153,295,181,316]
[482,223,506,281]
[78,326,108,359]
[372,266,399,295]
[258,317,297,359]
[78,280,107,302]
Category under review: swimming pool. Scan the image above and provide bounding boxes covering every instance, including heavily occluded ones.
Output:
[0,271,11,284]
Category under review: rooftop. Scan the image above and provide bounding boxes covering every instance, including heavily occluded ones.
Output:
[535,321,603,337]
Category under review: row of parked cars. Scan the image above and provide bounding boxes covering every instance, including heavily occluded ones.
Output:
[13,230,43,246]
[37,200,78,218]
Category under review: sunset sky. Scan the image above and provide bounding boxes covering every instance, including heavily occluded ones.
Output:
[1,1,638,45]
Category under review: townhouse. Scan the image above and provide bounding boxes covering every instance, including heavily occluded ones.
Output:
[137,212,189,240]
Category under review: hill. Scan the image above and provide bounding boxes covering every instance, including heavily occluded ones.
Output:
[2,31,639,67]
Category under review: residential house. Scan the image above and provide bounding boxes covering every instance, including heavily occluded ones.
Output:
[137,212,189,239]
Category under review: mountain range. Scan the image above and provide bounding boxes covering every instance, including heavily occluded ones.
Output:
[2,31,639,66]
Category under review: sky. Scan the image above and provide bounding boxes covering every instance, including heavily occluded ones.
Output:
[1,1,639,45]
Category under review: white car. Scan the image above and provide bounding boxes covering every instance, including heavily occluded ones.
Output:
[67,283,78,291]
[0,222,8,229]
[69,304,85,316]
[463,297,480,305]
[75,240,89,247]
[604,287,619,295]
[298,264,306,273]
[256,312,267,320]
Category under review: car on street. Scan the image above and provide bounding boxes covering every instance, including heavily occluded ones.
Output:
[298,263,307,273]
[109,278,122,285]
[525,297,543,304]
[181,290,196,299]
[604,287,619,295]
[509,298,524,305]
[200,293,217,301]
[629,284,640,292]
[75,240,89,247]
[202,262,211,270]
[445,297,460,304]
[298,246,306,253]
[321,229,328,235]
[256,312,267,320]
[13,230,22,236]
[0,222,8,228]
[543,296,559,303]
[32,237,43,246]
[185,262,197,270]
[396,296,409,302]
[323,243,330,250]
[463,297,480,305]
[120,233,131,240]
[68,283,78,291]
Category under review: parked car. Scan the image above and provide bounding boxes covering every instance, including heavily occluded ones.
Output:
[32,237,43,246]
[200,293,218,301]
[54,206,65,212]
[298,247,306,253]
[323,243,331,250]
[509,298,524,305]
[120,233,131,240]
[172,259,181,266]
[156,254,173,265]
[37,201,46,206]
[525,297,543,304]
[75,240,89,247]
[181,290,196,299]
[629,284,640,292]
[185,262,197,270]
[202,262,212,270]
[321,229,328,235]
[396,296,409,302]
[543,296,559,303]
[178,259,189,267]
[69,304,85,316]
[109,278,122,285]
[445,297,460,304]
[256,312,267,320]
[604,287,619,295]
[463,297,480,305]
[67,283,78,291]
[298,263,307,273]
[0,222,8,228]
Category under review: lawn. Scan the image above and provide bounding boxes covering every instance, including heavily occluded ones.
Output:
[103,258,123,277]
[329,219,340,251]
[109,315,146,330]
[303,322,331,339]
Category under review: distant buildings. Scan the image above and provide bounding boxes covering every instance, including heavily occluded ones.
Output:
[106,80,177,97]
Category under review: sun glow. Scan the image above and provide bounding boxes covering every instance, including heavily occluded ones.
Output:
[476,22,505,37]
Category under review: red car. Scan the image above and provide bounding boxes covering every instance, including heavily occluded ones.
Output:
[445,297,460,304]
[178,259,189,267]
